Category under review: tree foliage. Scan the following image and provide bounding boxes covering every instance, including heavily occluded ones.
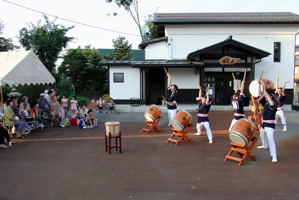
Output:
[18,16,73,73]
[112,36,132,60]
[106,0,144,41]
[0,21,16,51]
[58,46,107,94]
[142,14,158,41]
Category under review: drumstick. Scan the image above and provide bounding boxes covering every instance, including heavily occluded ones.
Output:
[242,69,247,83]
[259,71,264,80]
[232,73,236,80]
[163,67,168,75]
[232,73,239,93]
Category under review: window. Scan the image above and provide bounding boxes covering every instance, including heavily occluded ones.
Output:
[113,73,124,83]
[273,42,281,62]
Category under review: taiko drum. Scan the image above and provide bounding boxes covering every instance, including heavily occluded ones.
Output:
[229,118,257,146]
[144,104,161,122]
[249,78,274,97]
[170,110,192,131]
[105,121,120,136]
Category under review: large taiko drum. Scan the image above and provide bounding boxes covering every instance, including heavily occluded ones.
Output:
[229,118,257,146]
[144,105,161,122]
[105,121,120,136]
[170,110,192,131]
[249,79,274,97]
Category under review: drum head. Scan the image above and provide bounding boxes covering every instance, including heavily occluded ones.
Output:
[170,120,184,131]
[144,113,155,122]
[249,80,264,97]
[229,132,248,146]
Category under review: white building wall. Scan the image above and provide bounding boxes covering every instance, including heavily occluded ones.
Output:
[162,24,299,89]
[145,42,168,59]
[168,68,199,89]
[109,67,140,99]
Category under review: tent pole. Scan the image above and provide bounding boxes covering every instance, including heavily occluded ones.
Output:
[0,85,3,113]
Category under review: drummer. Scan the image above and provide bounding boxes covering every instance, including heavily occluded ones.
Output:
[256,80,278,163]
[229,80,246,131]
[195,83,213,144]
[275,80,288,132]
[164,68,179,125]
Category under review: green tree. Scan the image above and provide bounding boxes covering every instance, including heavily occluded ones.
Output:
[18,16,73,73]
[106,0,144,41]
[0,21,16,51]
[112,36,132,60]
[142,14,158,41]
[58,46,107,94]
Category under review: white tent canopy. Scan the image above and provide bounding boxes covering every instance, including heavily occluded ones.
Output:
[0,50,55,86]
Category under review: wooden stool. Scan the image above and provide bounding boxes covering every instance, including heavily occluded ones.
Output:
[224,137,257,166]
[105,122,122,154]
[141,117,162,134]
[167,124,193,146]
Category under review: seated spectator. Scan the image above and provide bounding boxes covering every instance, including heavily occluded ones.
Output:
[96,97,106,110]
[19,96,31,117]
[0,118,15,149]
[86,109,97,127]
[107,98,115,113]
[4,99,26,138]
[77,105,88,120]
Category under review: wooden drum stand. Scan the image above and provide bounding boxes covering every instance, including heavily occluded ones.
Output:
[167,124,193,146]
[141,117,162,134]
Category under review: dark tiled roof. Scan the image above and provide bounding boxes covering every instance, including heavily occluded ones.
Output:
[187,36,270,61]
[154,12,299,24]
[139,37,168,50]
[99,59,197,67]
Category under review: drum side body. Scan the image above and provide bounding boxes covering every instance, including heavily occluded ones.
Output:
[229,118,256,145]
[145,104,161,121]
[171,110,192,130]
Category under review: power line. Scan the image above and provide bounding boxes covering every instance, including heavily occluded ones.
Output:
[0,0,140,37]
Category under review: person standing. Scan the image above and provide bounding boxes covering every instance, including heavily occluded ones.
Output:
[164,68,179,125]
[229,80,246,131]
[257,80,278,163]
[70,96,78,116]
[275,79,288,131]
[61,96,69,119]
[195,83,213,144]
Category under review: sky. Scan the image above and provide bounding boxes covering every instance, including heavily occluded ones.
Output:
[1,0,299,50]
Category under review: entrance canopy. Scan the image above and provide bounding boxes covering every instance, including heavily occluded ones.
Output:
[187,36,270,62]
[0,50,55,86]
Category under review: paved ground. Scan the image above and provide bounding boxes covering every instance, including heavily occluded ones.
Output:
[0,109,299,200]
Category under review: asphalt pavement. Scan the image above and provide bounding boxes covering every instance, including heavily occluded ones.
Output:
[0,109,299,200]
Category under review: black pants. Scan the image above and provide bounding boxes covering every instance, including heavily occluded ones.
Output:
[0,127,10,144]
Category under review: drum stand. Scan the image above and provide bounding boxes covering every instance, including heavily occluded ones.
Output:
[167,124,193,146]
[224,137,257,166]
[105,131,122,154]
[141,117,162,134]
